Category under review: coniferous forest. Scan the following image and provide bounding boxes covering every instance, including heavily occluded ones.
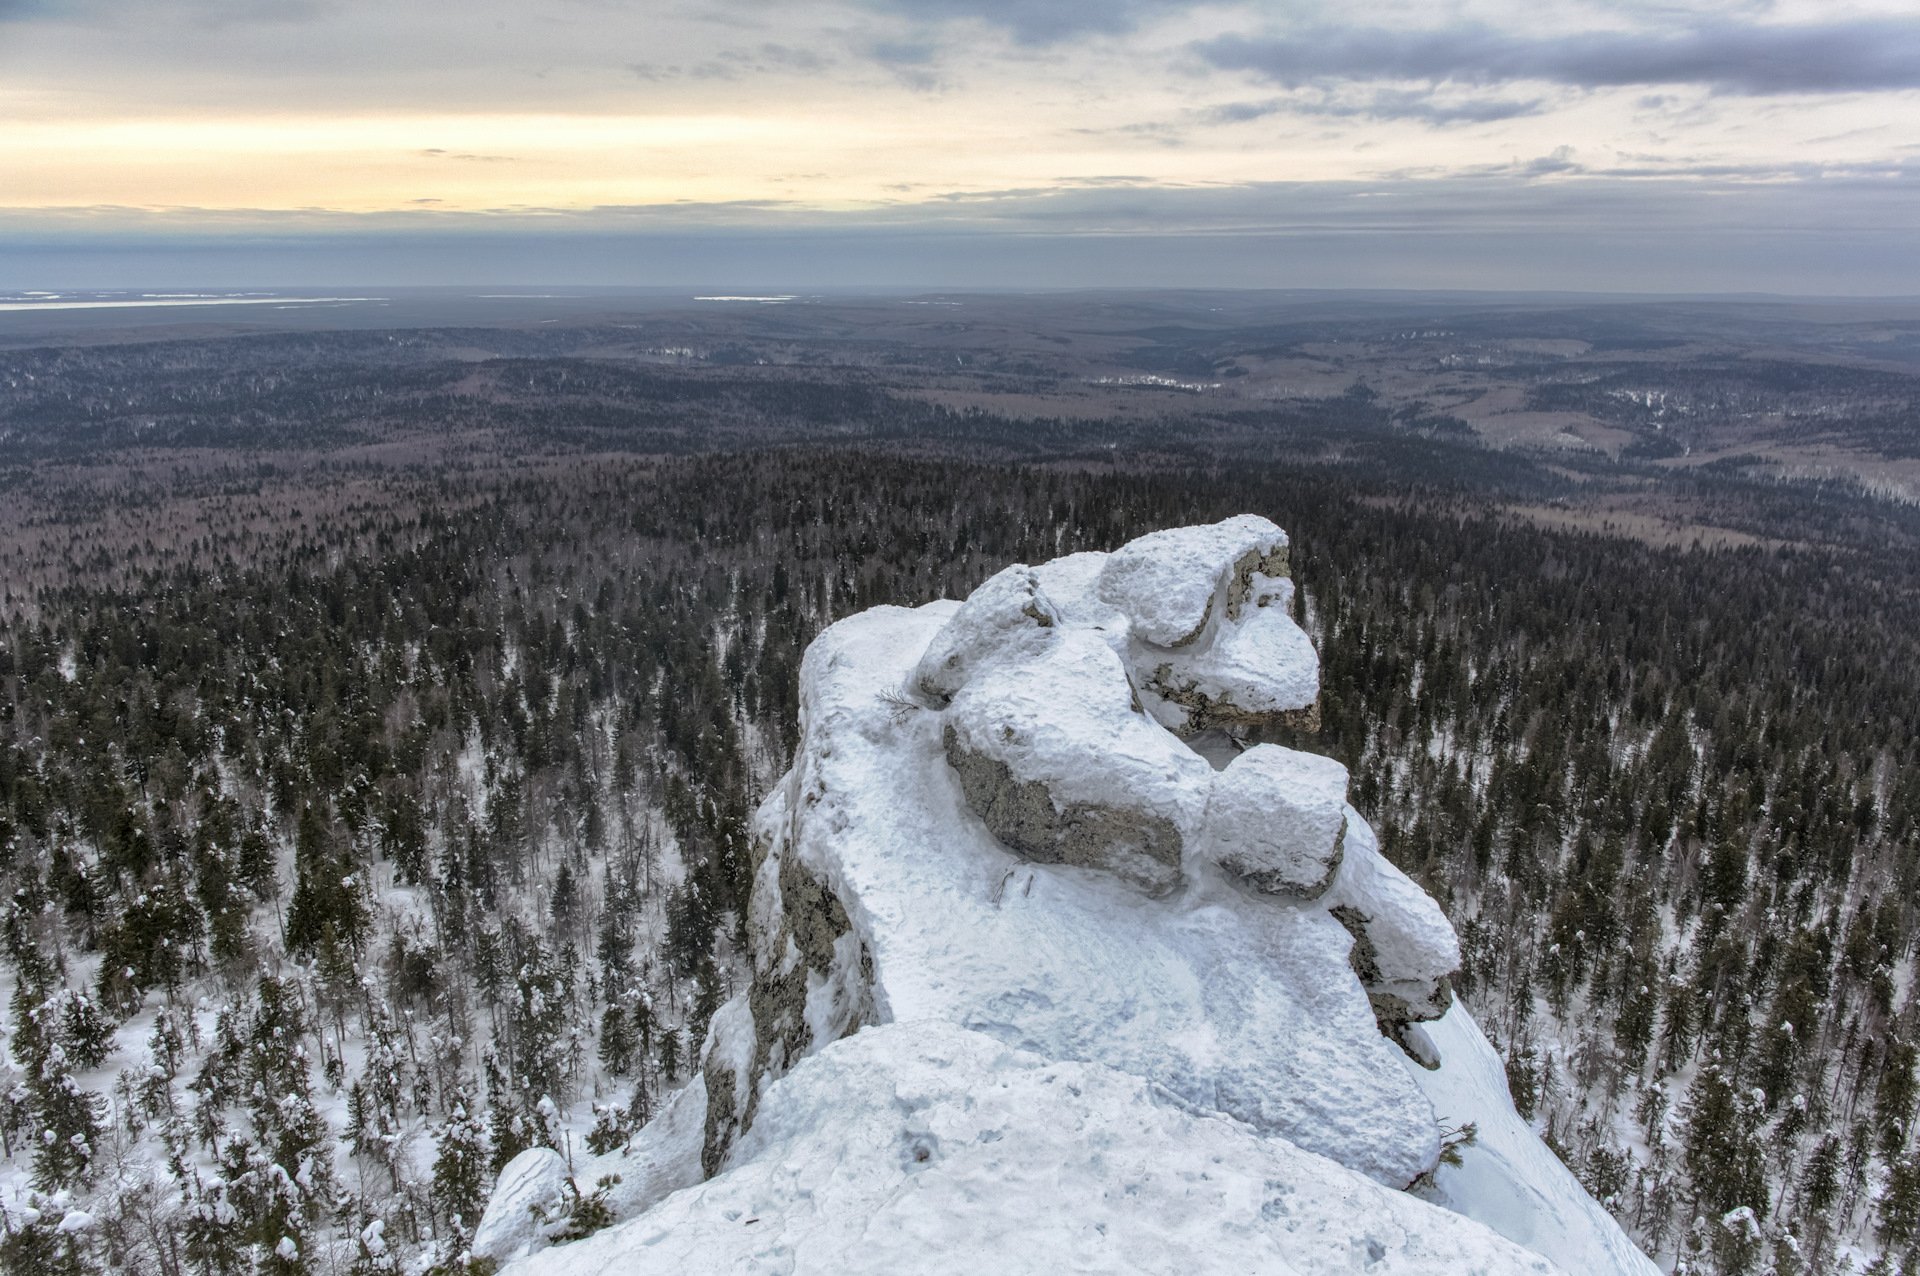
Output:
[2,297,1920,1274]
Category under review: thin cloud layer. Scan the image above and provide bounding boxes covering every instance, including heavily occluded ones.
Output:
[1197,18,1920,95]
[864,0,1166,43]
[1208,90,1549,126]
[0,0,1914,290]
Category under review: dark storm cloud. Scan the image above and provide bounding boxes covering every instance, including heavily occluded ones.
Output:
[1196,19,1920,95]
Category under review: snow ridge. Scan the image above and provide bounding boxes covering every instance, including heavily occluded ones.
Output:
[498,515,1659,1275]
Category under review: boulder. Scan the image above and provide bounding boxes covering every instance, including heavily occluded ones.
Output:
[1325,812,1462,1056]
[1025,516,1320,737]
[1198,744,1349,898]
[1094,514,1291,648]
[472,1147,571,1264]
[942,630,1210,896]
[1136,597,1322,735]
[910,563,1059,704]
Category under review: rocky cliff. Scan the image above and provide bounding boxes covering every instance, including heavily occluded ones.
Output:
[496,516,1659,1275]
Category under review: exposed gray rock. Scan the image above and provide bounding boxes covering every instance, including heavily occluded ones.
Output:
[1134,598,1322,738]
[939,629,1211,897]
[1142,667,1324,737]
[701,808,873,1175]
[1322,814,1460,1068]
[698,1028,741,1174]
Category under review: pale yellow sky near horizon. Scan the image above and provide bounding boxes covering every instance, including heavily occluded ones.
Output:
[1,0,1915,221]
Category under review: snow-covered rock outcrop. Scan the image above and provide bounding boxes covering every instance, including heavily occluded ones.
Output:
[498,515,1659,1275]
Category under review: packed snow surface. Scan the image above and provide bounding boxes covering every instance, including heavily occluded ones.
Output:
[475,1079,708,1265]
[511,1021,1562,1276]
[1093,513,1288,647]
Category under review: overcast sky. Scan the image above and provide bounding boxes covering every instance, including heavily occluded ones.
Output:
[2,0,1917,291]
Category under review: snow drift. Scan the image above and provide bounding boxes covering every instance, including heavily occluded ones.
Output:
[497,515,1659,1275]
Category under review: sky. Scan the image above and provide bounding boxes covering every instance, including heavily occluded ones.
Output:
[2,0,1918,292]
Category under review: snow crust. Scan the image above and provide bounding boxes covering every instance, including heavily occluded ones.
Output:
[1094,513,1288,647]
[591,1073,709,1221]
[911,564,1060,702]
[473,1078,709,1266]
[510,1021,1562,1276]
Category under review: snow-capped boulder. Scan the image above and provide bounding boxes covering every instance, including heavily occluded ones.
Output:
[1094,513,1290,648]
[1326,811,1462,1054]
[510,1022,1563,1276]
[942,630,1211,896]
[1136,594,1323,734]
[472,1147,571,1264]
[707,569,1445,1187]
[1037,514,1321,737]
[910,563,1059,703]
[1198,743,1348,897]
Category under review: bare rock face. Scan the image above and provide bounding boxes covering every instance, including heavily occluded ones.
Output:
[700,797,874,1176]
[1197,744,1349,898]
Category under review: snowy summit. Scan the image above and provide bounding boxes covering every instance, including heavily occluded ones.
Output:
[496,515,1658,1275]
